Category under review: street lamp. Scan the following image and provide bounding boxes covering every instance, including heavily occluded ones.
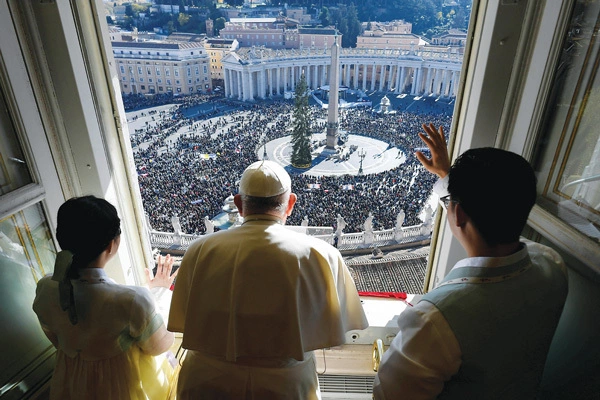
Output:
[358,148,366,175]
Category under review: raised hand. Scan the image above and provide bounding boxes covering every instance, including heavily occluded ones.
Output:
[145,254,178,289]
[415,123,451,178]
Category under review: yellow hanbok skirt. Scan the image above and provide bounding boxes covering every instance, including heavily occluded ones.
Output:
[49,345,175,400]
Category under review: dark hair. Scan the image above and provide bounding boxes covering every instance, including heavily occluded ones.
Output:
[448,148,537,246]
[56,195,121,276]
[240,193,288,215]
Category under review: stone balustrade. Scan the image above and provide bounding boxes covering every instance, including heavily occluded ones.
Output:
[149,223,431,255]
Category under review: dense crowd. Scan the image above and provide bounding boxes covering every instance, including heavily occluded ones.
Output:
[122,92,222,112]
[131,95,451,235]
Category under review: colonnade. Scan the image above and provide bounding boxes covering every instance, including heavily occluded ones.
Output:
[223,51,462,101]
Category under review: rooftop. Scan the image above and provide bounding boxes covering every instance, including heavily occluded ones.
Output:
[112,41,206,50]
[346,246,429,295]
[298,27,339,35]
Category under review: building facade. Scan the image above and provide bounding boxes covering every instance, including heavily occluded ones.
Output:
[356,33,428,50]
[431,29,468,47]
[218,16,338,50]
[219,16,296,49]
[361,20,413,34]
[357,20,428,50]
[297,28,339,49]
[222,46,462,101]
[204,38,239,87]
[112,41,212,95]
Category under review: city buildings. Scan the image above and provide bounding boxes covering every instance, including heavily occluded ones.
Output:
[219,16,338,50]
[357,20,428,50]
[112,40,212,95]
[219,16,297,49]
[204,38,239,87]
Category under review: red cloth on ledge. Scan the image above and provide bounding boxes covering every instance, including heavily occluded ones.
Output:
[358,291,407,300]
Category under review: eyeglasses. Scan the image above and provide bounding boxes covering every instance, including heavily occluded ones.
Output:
[439,194,453,211]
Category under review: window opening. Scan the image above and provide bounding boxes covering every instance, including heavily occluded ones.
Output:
[105,2,474,305]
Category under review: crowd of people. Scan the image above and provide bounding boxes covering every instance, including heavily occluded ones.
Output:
[122,92,222,112]
[34,100,569,400]
[130,94,452,235]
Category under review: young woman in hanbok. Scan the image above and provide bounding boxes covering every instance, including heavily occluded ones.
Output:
[33,196,177,399]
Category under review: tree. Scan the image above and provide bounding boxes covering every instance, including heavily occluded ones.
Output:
[209,4,221,20]
[319,7,330,27]
[339,19,349,46]
[214,17,226,36]
[290,74,313,168]
[178,13,190,27]
[166,20,175,33]
[345,4,361,48]
[452,8,468,30]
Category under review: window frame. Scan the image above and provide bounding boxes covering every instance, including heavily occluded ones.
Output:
[498,0,600,272]
[0,1,63,225]
[7,0,155,286]
[425,0,538,289]
[430,0,598,285]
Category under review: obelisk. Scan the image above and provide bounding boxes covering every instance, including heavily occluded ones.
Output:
[326,35,340,150]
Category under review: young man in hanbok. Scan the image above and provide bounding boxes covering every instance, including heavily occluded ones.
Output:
[373,124,568,399]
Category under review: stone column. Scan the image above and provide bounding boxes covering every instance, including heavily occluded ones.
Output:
[441,70,450,97]
[237,70,243,99]
[362,64,367,91]
[425,68,433,95]
[245,71,250,100]
[370,65,377,91]
[400,67,407,93]
[305,65,309,88]
[419,68,426,95]
[271,68,276,95]
[258,68,264,99]
[270,68,275,96]
[435,69,443,96]
[410,68,419,95]
[379,65,386,92]
[279,67,284,94]
[388,65,395,91]
[394,66,401,93]
[450,70,459,97]
[439,70,447,96]
[345,63,351,87]
[241,70,248,101]
[419,67,426,94]
[315,64,323,89]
